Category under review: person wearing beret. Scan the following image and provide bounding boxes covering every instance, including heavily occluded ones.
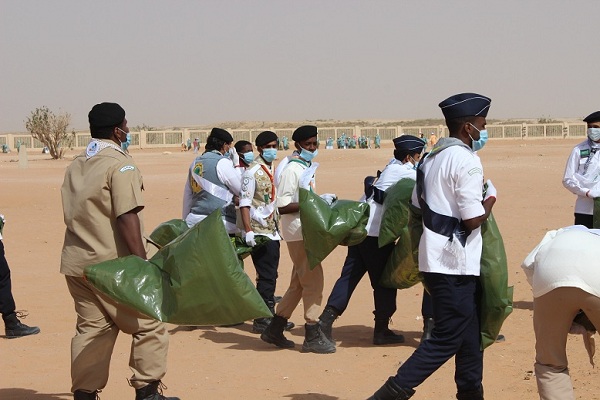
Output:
[261,125,336,354]
[238,131,294,334]
[182,127,241,235]
[562,111,600,228]
[60,103,179,400]
[319,135,425,347]
[369,93,497,400]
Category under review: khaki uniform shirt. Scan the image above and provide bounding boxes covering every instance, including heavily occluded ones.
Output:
[60,142,144,276]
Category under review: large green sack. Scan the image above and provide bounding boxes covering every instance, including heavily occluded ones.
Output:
[378,178,416,248]
[594,197,600,228]
[299,188,370,269]
[479,211,514,350]
[84,210,272,325]
[380,203,423,289]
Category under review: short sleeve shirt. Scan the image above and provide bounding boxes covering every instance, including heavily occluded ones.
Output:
[276,160,310,242]
[60,145,144,276]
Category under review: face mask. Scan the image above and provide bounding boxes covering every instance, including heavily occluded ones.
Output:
[223,150,231,157]
[299,148,318,162]
[588,127,600,142]
[468,123,488,151]
[116,127,128,144]
[262,148,277,162]
[242,151,254,164]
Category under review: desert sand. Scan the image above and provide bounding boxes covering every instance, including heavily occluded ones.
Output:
[1,139,598,400]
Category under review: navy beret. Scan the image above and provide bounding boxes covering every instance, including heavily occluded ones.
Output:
[292,125,318,142]
[88,102,125,129]
[209,127,233,143]
[583,111,600,123]
[439,93,491,120]
[393,135,426,153]
[255,131,278,147]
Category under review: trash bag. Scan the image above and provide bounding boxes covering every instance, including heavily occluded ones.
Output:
[380,203,423,289]
[84,210,272,326]
[594,197,600,228]
[299,188,370,269]
[378,178,417,248]
[479,211,513,350]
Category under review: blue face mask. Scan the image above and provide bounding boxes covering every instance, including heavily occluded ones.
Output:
[242,151,254,164]
[262,148,277,163]
[588,127,600,142]
[468,123,488,151]
[299,148,318,162]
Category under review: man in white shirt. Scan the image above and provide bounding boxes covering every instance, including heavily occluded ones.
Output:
[562,111,600,228]
[260,125,335,354]
[369,93,497,400]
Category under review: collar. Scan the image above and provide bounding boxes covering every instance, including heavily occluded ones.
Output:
[86,139,127,159]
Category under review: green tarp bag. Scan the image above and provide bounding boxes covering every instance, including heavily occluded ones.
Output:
[299,188,370,269]
[378,178,416,248]
[147,218,269,260]
[479,212,514,350]
[594,197,600,228]
[84,210,272,325]
[380,203,423,289]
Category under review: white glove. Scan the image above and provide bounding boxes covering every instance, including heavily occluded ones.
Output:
[245,231,257,247]
[320,193,337,205]
[484,180,497,201]
[230,146,240,167]
[588,186,600,199]
[250,208,268,227]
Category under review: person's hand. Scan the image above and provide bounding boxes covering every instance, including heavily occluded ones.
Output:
[245,231,256,247]
[588,186,600,199]
[484,180,497,201]
[250,208,268,227]
[320,193,337,205]
[230,146,240,167]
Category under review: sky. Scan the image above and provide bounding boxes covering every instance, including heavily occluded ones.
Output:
[1,0,599,133]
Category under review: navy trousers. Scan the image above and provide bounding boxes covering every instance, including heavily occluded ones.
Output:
[0,240,17,317]
[326,236,397,320]
[250,239,280,305]
[574,213,593,229]
[392,272,483,395]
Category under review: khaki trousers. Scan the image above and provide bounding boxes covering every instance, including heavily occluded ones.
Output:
[275,240,324,324]
[65,276,169,392]
[534,287,600,400]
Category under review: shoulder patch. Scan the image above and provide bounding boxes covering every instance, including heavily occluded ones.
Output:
[468,167,483,176]
[119,165,136,172]
[580,148,591,158]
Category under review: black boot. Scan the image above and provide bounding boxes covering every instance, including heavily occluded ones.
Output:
[318,305,339,343]
[73,390,99,400]
[253,300,295,334]
[456,387,484,400]
[134,381,180,400]
[301,323,336,354]
[421,317,434,342]
[368,377,415,400]
[260,315,295,348]
[373,318,405,345]
[3,312,40,338]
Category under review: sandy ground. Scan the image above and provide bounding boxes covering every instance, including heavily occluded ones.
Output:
[1,139,598,400]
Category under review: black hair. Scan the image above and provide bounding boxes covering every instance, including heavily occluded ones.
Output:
[205,136,228,152]
[394,149,421,162]
[446,116,477,136]
[90,125,117,139]
[234,140,252,153]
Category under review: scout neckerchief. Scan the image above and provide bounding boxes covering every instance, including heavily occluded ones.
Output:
[86,139,127,159]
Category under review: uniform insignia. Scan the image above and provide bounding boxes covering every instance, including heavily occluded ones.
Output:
[257,169,264,176]
[119,165,135,172]
[468,167,482,176]
[86,141,99,158]
[581,149,591,158]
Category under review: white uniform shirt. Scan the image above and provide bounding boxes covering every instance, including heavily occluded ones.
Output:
[364,159,417,237]
[562,140,600,215]
[412,145,485,275]
[276,160,315,242]
[522,226,600,298]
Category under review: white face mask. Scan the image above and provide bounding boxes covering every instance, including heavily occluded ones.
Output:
[588,127,600,142]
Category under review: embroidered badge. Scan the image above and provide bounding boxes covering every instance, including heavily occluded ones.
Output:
[119,165,135,172]
[86,141,99,158]
[468,167,482,176]
[191,162,203,193]
[580,149,591,158]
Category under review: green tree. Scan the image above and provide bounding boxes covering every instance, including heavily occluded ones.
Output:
[24,106,74,159]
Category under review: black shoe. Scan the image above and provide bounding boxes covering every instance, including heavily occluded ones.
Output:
[368,377,415,400]
[273,295,283,303]
[253,317,294,334]
[135,381,179,400]
[495,334,506,343]
[373,328,405,345]
[301,323,335,354]
[3,312,40,339]
[318,306,339,343]
[74,390,99,400]
[260,315,294,348]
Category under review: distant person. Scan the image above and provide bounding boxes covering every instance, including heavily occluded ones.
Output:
[182,128,241,235]
[261,125,336,354]
[428,132,438,148]
[186,137,192,151]
[193,138,200,154]
[375,133,381,149]
[369,93,496,400]
[326,137,334,149]
[61,102,178,400]
[319,135,425,347]
[522,226,600,400]
[0,213,40,338]
[282,136,289,150]
[562,111,600,228]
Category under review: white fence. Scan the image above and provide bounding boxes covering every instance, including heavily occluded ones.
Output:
[0,122,588,151]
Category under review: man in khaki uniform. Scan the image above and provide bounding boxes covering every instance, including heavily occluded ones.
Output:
[61,102,179,400]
